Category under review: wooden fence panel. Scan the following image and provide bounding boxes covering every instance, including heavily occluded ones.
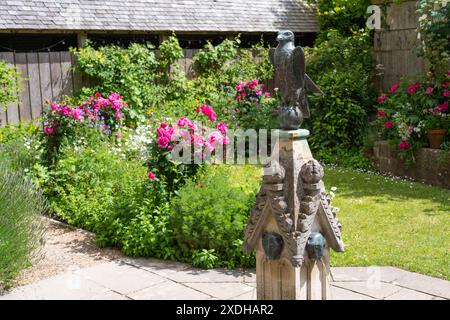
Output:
[15,53,32,123]
[60,51,74,97]
[50,52,63,102]
[27,52,43,121]
[71,53,83,91]
[38,52,53,105]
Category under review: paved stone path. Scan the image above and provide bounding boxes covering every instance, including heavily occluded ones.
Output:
[1,257,449,300]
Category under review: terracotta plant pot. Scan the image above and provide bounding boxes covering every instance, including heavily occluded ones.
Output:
[427,129,447,149]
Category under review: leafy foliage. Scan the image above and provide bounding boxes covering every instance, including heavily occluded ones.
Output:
[0,59,20,114]
[306,29,376,152]
[312,0,372,42]
[416,0,450,78]
[193,38,239,75]
[170,165,260,268]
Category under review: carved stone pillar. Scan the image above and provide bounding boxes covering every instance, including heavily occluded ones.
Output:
[243,129,344,300]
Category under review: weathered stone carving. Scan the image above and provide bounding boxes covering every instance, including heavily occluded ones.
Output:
[243,158,344,269]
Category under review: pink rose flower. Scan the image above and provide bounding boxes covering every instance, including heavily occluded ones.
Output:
[443,90,450,97]
[187,121,198,131]
[177,117,189,127]
[160,122,168,129]
[208,131,223,146]
[385,120,393,129]
[200,105,217,122]
[425,87,434,94]
[388,83,400,93]
[255,90,262,96]
[377,109,386,117]
[399,141,410,150]
[148,171,155,180]
[71,108,84,122]
[441,81,450,87]
[156,136,170,149]
[264,92,271,98]
[108,93,121,101]
[222,135,230,145]
[216,122,228,134]
[407,82,420,95]
[194,135,205,147]
[377,95,387,103]
[437,101,449,113]
[43,126,55,135]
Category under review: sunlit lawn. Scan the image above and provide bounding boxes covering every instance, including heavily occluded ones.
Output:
[324,167,450,280]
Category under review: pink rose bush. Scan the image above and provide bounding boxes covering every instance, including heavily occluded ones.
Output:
[42,92,127,164]
[371,71,450,162]
[224,79,274,129]
[146,105,230,193]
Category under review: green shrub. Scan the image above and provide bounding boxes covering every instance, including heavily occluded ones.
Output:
[193,38,239,76]
[0,160,46,286]
[46,136,148,246]
[314,0,372,42]
[416,0,450,77]
[170,165,261,268]
[305,29,376,152]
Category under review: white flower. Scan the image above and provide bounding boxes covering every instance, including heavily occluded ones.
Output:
[330,186,337,192]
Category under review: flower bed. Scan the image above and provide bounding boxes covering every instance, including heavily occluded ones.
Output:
[371,71,450,165]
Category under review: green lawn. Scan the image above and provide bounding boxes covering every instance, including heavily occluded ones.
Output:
[324,167,450,280]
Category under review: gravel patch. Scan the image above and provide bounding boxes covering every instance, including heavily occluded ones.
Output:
[8,218,123,290]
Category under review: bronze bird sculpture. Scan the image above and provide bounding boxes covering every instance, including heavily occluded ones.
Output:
[269,30,323,130]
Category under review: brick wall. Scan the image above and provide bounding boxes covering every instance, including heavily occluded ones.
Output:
[373,141,450,189]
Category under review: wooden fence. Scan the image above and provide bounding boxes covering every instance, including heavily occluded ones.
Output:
[0,51,82,126]
[372,0,425,92]
[0,49,274,126]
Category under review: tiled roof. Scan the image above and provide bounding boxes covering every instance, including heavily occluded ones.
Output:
[0,0,319,33]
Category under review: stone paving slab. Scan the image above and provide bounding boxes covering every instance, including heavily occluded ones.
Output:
[330,266,407,283]
[330,285,374,300]
[1,258,449,300]
[183,282,255,300]
[163,268,245,283]
[390,271,450,299]
[332,281,403,300]
[0,272,127,300]
[385,288,444,300]
[76,261,166,295]
[128,280,212,300]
